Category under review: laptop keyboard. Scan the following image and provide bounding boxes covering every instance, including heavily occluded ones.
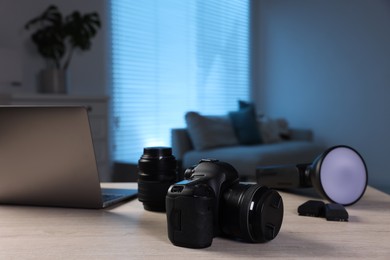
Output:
[102,193,123,202]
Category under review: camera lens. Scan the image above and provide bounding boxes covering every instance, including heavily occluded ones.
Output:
[138,147,177,212]
[221,183,283,242]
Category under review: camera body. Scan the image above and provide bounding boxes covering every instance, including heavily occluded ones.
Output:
[166,159,284,248]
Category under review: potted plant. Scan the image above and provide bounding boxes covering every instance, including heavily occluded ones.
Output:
[25,5,101,93]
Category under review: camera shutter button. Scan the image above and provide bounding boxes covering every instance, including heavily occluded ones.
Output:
[184,167,196,179]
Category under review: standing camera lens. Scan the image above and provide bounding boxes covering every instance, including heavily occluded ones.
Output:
[138,147,177,212]
[221,183,283,242]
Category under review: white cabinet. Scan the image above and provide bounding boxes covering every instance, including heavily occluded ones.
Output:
[0,93,111,181]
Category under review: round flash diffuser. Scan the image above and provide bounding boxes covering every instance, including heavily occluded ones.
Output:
[313,146,368,205]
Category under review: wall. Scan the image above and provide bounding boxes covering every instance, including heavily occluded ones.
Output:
[0,0,108,95]
[253,0,390,192]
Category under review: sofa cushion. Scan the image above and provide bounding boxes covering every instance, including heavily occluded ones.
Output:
[259,117,291,144]
[185,112,239,150]
[229,106,262,145]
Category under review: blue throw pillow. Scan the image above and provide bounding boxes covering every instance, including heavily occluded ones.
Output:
[238,100,254,109]
[229,106,262,145]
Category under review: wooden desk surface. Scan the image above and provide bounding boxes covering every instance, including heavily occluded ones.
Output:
[0,183,389,259]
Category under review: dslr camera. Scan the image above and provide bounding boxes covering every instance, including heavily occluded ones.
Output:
[166,159,284,248]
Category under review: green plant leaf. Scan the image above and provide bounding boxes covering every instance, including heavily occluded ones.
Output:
[25,5,101,69]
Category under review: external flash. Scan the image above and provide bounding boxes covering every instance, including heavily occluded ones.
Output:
[256,145,368,206]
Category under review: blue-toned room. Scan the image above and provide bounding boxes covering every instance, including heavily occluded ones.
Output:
[0,0,389,258]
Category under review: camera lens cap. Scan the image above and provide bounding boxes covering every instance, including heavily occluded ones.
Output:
[246,186,284,242]
[258,189,284,241]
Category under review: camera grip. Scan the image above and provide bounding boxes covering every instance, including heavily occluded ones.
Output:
[166,195,214,248]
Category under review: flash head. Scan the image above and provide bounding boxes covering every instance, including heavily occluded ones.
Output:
[310,145,367,205]
[257,145,368,206]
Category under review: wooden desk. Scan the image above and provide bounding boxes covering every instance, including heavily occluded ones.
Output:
[0,183,389,259]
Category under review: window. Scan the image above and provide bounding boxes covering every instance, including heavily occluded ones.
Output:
[111,0,250,163]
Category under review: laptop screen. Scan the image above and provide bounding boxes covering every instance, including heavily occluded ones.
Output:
[0,106,104,208]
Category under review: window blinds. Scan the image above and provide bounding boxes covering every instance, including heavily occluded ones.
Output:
[110,0,250,163]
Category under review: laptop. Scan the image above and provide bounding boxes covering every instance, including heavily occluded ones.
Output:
[0,106,137,209]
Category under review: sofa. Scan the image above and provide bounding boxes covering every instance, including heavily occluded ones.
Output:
[171,110,325,180]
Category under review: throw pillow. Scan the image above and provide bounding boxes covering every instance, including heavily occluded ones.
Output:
[185,112,239,150]
[239,100,254,109]
[229,106,262,145]
[259,117,290,143]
